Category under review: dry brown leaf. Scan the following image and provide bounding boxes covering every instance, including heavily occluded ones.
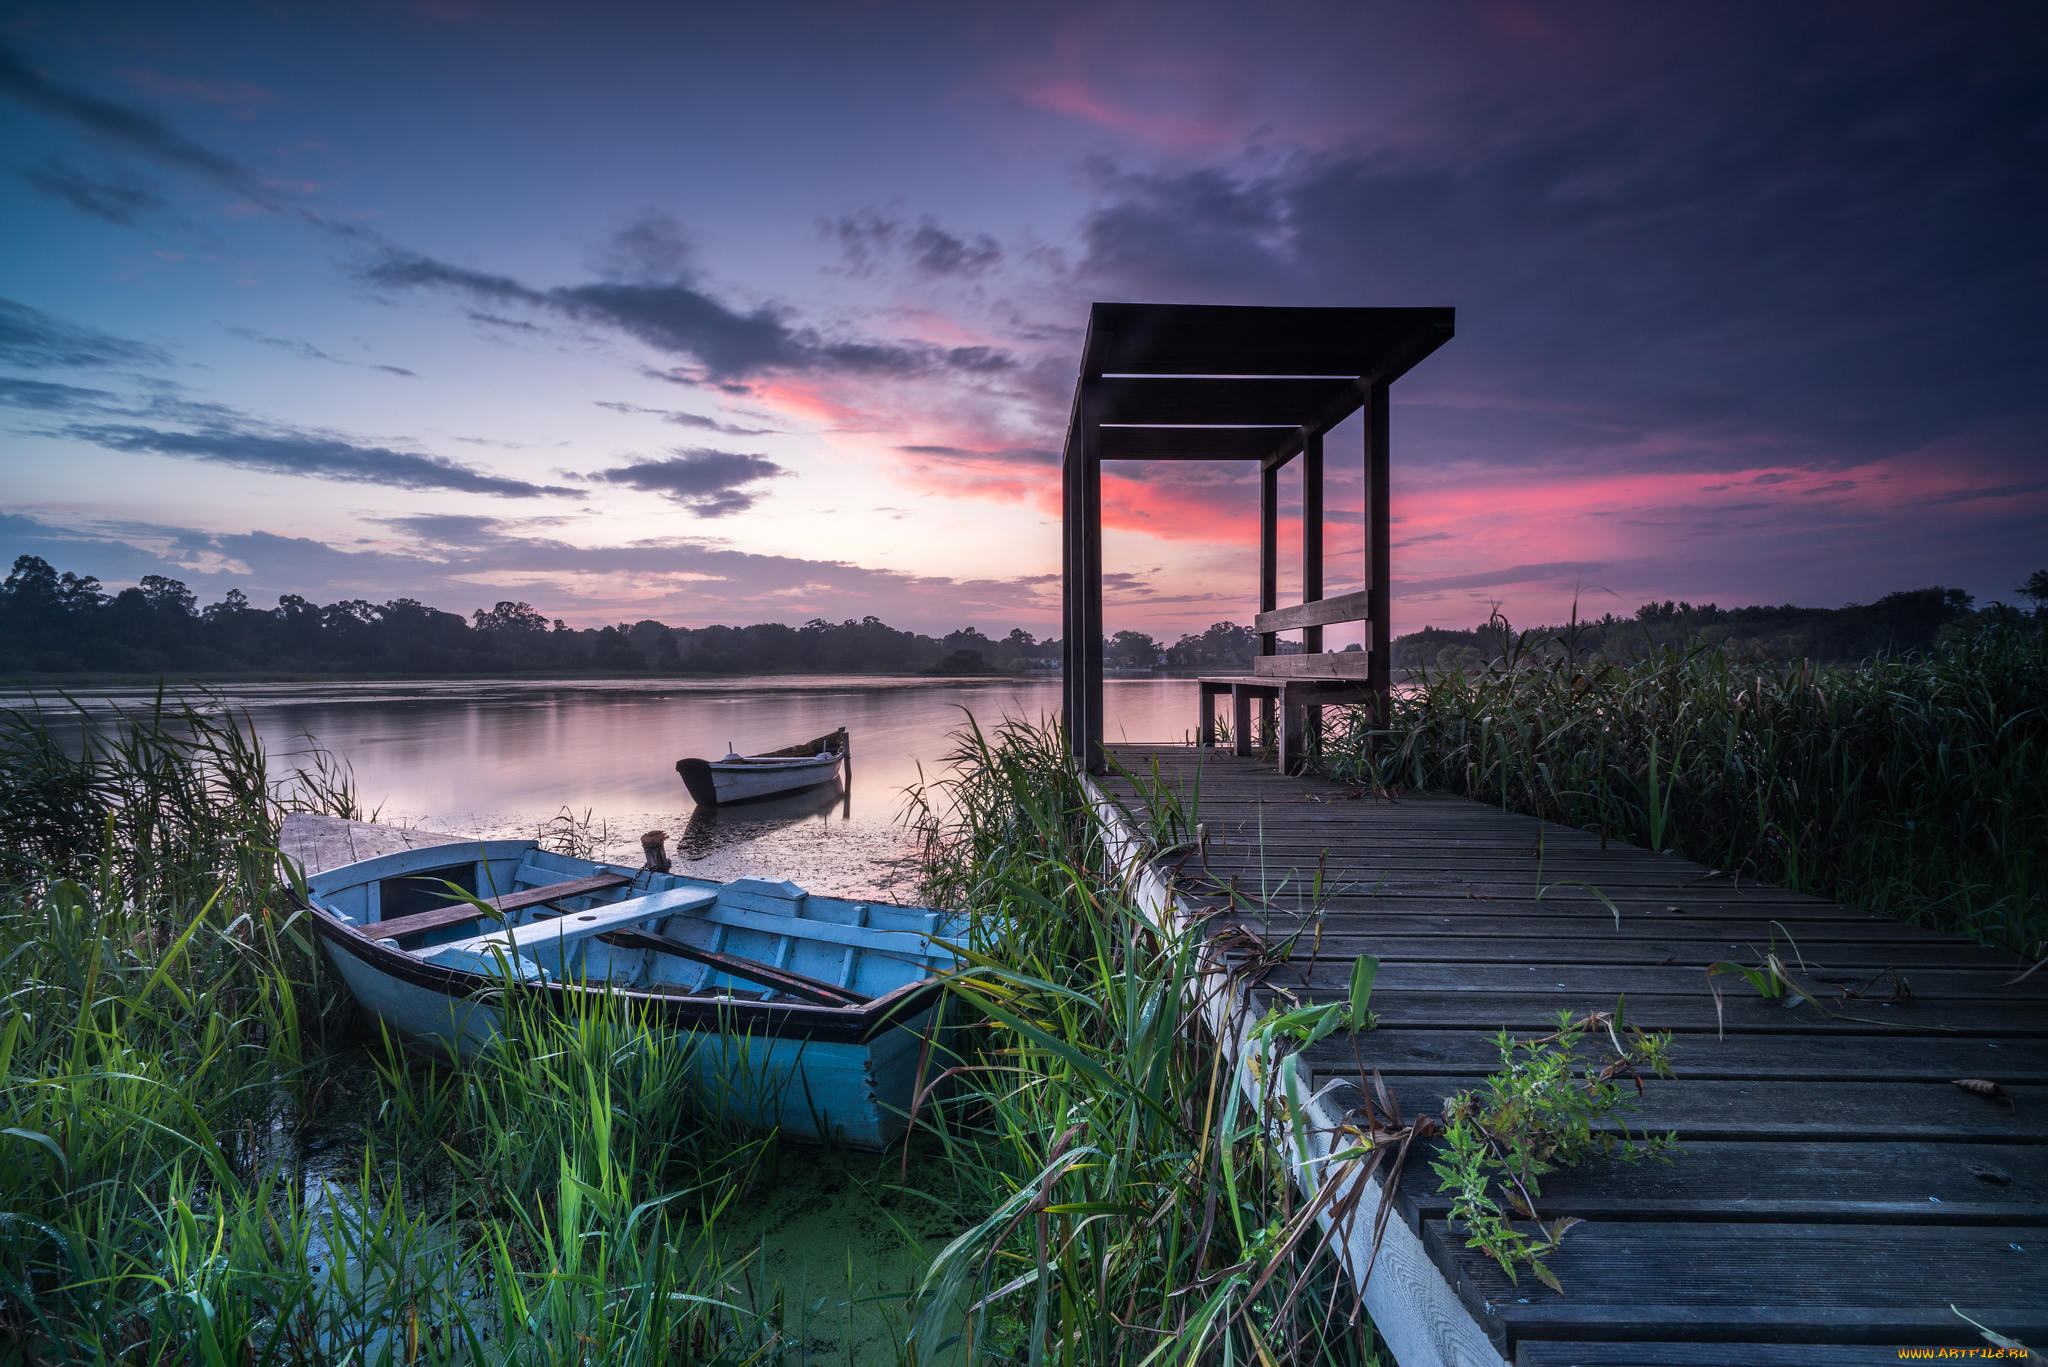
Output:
[1952,1078,2015,1112]
[1655,956,1677,966]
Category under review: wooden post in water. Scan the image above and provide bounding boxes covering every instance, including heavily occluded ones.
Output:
[640,829,671,873]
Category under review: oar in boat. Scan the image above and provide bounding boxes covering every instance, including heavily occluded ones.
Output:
[598,927,871,1007]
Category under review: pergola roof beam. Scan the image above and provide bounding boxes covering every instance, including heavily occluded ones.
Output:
[1089,376,1362,426]
[1096,427,1297,461]
[1080,303,1454,380]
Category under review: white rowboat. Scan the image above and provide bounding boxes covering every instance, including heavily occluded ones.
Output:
[676,727,847,806]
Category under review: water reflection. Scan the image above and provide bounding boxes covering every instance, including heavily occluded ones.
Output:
[2,676,1200,900]
[676,777,849,861]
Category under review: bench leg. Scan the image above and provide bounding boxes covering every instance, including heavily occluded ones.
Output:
[1232,686,1253,758]
[1279,700,1306,774]
[1197,684,1219,748]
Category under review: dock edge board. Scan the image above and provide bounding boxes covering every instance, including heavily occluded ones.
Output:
[1081,772,1512,1367]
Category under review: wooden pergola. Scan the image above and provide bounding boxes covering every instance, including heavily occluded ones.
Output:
[1061,303,1455,773]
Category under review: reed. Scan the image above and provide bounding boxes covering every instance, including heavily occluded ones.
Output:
[0,697,801,1364]
[906,716,1382,1366]
[1324,618,2047,955]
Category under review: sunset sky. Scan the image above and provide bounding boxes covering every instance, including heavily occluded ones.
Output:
[2,2,2044,641]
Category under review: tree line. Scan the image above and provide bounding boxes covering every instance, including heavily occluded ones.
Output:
[2,555,2037,679]
[1390,581,2045,675]
[0,556,1072,676]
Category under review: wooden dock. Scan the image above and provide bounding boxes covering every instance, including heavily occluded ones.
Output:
[1090,744,2047,1367]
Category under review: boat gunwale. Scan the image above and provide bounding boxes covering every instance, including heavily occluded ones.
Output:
[709,753,842,770]
[292,859,955,1048]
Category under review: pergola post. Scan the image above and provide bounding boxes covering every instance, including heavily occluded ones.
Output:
[1366,382,1391,719]
[1061,431,1077,761]
[1063,380,1107,773]
[1257,461,1279,747]
[1300,428,1324,756]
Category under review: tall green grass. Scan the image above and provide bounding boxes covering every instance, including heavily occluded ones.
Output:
[907,717,1382,1367]
[3,695,1393,1364]
[0,697,809,1364]
[1326,619,2047,955]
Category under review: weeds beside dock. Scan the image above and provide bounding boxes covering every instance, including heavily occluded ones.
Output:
[907,718,1384,1366]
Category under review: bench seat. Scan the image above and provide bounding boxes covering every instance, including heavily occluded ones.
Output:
[1196,676,1374,774]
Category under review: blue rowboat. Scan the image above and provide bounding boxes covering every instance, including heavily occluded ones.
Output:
[282,814,960,1151]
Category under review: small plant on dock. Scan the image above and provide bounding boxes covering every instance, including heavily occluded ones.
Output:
[1431,1008,1678,1292]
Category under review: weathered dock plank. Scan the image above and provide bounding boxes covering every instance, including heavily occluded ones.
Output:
[1093,743,2048,1364]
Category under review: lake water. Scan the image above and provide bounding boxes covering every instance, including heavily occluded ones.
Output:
[3,676,1200,900]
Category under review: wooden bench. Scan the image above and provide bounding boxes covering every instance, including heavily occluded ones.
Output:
[1197,589,1381,774]
[366,871,635,944]
[1197,673,1373,775]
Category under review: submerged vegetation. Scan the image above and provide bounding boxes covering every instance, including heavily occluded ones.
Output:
[1330,617,2048,955]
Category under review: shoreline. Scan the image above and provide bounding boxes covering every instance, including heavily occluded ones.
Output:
[0,666,1078,689]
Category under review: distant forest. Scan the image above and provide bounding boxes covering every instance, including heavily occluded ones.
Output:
[0,554,2037,679]
[1387,584,2042,676]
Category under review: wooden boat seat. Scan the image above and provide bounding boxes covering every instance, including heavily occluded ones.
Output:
[433,885,718,958]
[367,871,634,944]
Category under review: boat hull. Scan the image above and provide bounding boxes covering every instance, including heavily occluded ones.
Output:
[677,728,848,807]
[701,752,842,805]
[317,923,945,1148]
[289,819,957,1150]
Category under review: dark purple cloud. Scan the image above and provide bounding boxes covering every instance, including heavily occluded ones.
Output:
[18,159,167,226]
[0,376,119,410]
[826,211,1003,278]
[359,218,1021,383]
[594,400,775,436]
[63,421,576,498]
[224,326,418,378]
[1068,8,2048,482]
[589,449,785,517]
[0,295,168,370]
[0,308,556,497]
[0,39,257,196]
